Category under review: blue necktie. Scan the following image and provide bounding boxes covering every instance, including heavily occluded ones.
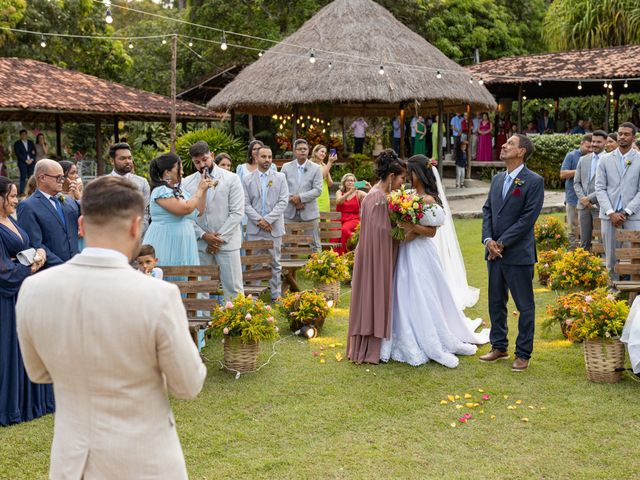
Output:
[502,173,512,200]
[52,196,66,227]
[260,173,268,216]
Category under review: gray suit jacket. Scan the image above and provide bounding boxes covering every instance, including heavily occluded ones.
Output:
[108,171,151,234]
[573,152,599,210]
[182,165,244,251]
[280,159,323,221]
[595,148,640,220]
[243,169,289,237]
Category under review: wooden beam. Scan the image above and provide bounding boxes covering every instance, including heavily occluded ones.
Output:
[399,105,405,159]
[517,85,523,132]
[95,119,104,175]
[55,114,62,159]
[248,114,254,140]
[437,101,444,180]
[113,116,119,143]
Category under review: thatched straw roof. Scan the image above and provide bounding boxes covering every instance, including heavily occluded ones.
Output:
[208,0,496,116]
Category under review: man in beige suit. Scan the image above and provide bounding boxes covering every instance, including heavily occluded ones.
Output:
[16,176,206,479]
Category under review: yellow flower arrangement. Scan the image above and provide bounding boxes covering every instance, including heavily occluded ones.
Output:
[536,249,564,285]
[304,249,350,284]
[208,293,279,344]
[534,216,568,251]
[278,290,332,332]
[547,248,608,291]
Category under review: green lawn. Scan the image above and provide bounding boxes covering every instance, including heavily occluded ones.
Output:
[2,217,639,479]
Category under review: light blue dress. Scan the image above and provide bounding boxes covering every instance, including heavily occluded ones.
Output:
[143,185,200,267]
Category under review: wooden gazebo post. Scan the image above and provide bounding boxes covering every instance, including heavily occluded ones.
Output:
[437,101,444,180]
[95,119,104,175]
[604,93,611,131]
[55,114,62,159]
[113,116,120,143]
[517,85,523,132]
[399,105,406,158]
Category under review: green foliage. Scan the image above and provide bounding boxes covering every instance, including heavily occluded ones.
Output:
[544,0,640,51]
[2,0,132,82]
[548,248,609,291]
[534,216,568,251]
[528,134,583,188]
[0,0,26,47]
[277,289,332,332]
[208,293,279,344]
[132,145,158,181]
[304,250,351,284]
[536,248,565,285]
[175,127,245,174]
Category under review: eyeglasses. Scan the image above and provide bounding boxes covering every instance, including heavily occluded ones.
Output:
[42,173,65,183]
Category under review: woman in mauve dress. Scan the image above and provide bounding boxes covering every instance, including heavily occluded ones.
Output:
[347,150,407,364]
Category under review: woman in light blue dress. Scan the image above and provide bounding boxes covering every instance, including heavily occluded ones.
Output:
[143,153,212,267]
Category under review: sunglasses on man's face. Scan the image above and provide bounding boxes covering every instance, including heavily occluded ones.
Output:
[42,174,65,183]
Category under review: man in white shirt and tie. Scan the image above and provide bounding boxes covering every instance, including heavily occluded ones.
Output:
[595,122,640,279]
[574,130,606,251]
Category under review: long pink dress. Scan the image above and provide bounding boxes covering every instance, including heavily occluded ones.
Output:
[347,188,398,364]
[477,120,493,162]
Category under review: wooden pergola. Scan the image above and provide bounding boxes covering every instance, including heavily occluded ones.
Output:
[0,57,221,174]
[467,44,640,131]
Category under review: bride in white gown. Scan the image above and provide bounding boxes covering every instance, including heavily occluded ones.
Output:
[380,155,489,368]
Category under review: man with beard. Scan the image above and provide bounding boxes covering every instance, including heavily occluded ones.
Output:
[107,142,151,236]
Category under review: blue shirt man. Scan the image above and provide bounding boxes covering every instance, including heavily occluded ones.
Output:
[561,135,593,246]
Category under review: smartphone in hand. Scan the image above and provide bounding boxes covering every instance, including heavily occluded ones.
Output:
[329,148,337,156]
[202,167,210,178]
[354,180,367,189]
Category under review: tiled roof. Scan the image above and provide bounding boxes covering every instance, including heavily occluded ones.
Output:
[467,44,640,84]
[0,57,221,122]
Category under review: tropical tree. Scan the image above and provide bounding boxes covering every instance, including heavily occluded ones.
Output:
[544,0,640,51]
[0,0,26,47]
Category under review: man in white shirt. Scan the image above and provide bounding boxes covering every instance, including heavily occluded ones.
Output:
[16,176,205,479]
[107,142,151,236]
[350,117,368,154]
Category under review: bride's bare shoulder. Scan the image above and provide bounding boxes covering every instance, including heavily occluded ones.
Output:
[422,194,437,204]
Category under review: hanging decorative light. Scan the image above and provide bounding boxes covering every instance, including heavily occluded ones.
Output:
[220,33,228,50]
[379,64,385,75]
[436,70,442,79]
[309,49,316,64]
[128,39,133,49]
[578,81,583,90]
[624,79,629,89]
[40,34,47,48]
[105,8,113,24]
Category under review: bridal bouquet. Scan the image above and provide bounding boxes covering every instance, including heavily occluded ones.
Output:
[387,185,428,240]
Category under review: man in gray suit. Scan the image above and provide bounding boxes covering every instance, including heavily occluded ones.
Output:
[243,146,289,299]
[281,138,323,252]
[183,141,244,299]
[595,122,640,279]
[574,130,607,251]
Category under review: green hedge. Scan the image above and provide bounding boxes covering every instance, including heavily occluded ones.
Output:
[528,134,583,189]
[175,128,246,175]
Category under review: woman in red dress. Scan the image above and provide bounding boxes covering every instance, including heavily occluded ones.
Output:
[335,173,368,254]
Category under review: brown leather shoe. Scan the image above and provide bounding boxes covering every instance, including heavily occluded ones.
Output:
[479,349,509,362]
[511,357,530,372]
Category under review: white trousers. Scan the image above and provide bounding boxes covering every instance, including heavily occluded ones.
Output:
[198,247,244,300]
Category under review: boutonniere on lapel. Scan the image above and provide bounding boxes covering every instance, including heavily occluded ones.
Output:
[304,167,308,173]
[57,194,66,204]
[268,180,273,188]
[212,180,219,188]
[625,158,632,168]
[512,178,525,196]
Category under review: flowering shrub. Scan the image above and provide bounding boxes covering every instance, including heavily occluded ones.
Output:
[208,294,280,343]
[534,216,568,251]
[346,223,360,251]
[304,249,351,284]
[536,249,564,285]
[341,250,355,283]
[278,290,332,332]
[548,248,608,291]
[543,290,589,340]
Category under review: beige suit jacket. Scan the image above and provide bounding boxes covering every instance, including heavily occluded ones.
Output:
[16,253,207,480]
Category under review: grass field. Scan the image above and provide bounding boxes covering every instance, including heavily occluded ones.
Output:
[1,216,639,479]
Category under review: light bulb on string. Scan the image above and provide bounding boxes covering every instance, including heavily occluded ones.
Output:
[309,49,316,64]
[608,82,613,89]
[379,64,385,75]
[624,80,629,88]
[469,78,473,84]
[603,80,608,88]
[537,80,542,86]
[522,95,527,100]
[105,8,113,24]
[258,51,263,57]
[478,78,484,85]
[128,39,133,49]
[328,61,333,69]
[188,38,193,47]
[40,34,46,48]
[610,90,614,96]
[436,70,442,79]
[301,123,305,128]
[220,33,227,50]
[578,81,582,90]
[103,0,111,6]
[162,38,167,45]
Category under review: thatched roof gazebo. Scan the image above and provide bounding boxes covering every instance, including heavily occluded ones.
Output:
[208,0,495,162]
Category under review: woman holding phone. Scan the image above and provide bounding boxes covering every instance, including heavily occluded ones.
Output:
[335,173,369,253]
[311,144,336,212]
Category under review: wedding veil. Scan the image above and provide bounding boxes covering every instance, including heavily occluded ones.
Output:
[432,168,480,309]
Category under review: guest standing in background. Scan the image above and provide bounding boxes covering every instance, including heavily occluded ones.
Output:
[392,117,402,154]
[560,134,592,248]
[59,161,83,201]
[347,150,406,364]
[471,113,482,160]
[14,130,36,195]
[350,117,368,154]
[17,160,80,268]
[143,153,211,268]
[214,152,233,171]
[34,133,48,162]
[431,116,441,160]
[311,144,336,213]
[476,113,493,162]
[0,176,52,426]
[605,132,618,153]
[413,116,427,155]
[107,143,151,236]
[335,173,367,254]
[410,115,418,155]
[238,140,276,236]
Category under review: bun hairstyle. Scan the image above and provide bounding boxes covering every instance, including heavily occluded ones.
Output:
[407,155,441,206]
[149,152,183,197]
[375,148,406,180]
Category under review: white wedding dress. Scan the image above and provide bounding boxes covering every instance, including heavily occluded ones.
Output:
[432,168,480,309]
[380,203,490,368]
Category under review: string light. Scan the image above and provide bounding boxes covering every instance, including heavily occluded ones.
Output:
[258,51,263,57]
[162,37,167,45]
[608,82,613,89]
[188,38,193,47]
[309,49,316,64]
[469,77,473,84]
[603,80,608,88]
[578,81,582,90]
[379,64,385,75]
[39,34,46,48]
[128,38,133,49]
[436,70,442,79]
[478,78,484,85]
[522,95,527,100]
[537,80,542,86]
[220,33,227,50]
[105,8,113,24]
[102,0,111,6]
[328,61,333,69]
[624,79,629,88]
